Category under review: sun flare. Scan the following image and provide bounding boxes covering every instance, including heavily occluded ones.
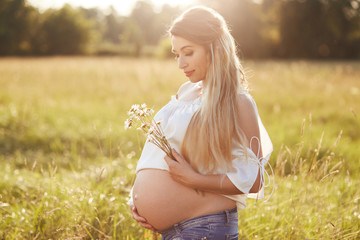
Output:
[151,0,197,7]
[28,0,197,15]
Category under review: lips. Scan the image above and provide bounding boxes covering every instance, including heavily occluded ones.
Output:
[185,70,195,77]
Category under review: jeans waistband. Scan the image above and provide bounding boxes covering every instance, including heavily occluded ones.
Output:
[159,207,237,235]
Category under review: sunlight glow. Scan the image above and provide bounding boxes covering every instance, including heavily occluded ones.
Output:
[28,0,197,15]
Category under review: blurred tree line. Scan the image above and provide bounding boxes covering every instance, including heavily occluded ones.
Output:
[0,0,359,58]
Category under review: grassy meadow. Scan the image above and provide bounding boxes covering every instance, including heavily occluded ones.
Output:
[0,57,359,239]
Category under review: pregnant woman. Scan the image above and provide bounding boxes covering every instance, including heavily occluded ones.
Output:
[129,6,273,240]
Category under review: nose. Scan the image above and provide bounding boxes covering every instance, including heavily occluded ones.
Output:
[178,56,188,69]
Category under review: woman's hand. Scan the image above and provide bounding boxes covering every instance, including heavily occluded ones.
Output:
[164,148,199,187]
[130,203,155,231]
[165,149,245,195]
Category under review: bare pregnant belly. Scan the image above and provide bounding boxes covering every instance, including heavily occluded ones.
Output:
[132,169,236,231]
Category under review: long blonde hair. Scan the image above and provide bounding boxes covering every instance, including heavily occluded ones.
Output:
[169,6,249,173]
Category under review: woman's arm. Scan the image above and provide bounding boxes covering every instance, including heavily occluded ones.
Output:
[165,149,262,195]
[191,167,262,195]
[164,93,263,195]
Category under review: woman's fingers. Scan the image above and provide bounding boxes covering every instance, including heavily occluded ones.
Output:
[164,148,183,163]
[139,222,156,231]
[164,155,177,171]
[171,148,184,162]
[165,149,184,167]
[131,206,147,222]
[131,206,156,230]
[132,212,147,222]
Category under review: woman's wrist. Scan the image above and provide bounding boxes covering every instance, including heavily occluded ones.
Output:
[190,173,243,195]
[189,173,219,192]
[185,171,203,189]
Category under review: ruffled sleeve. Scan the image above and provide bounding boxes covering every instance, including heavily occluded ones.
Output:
[226,144,261,194]
[226,137,273,199]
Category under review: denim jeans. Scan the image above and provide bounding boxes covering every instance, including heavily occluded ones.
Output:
[160,207,238,240]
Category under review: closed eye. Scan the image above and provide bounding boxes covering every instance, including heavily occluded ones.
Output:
[173,52,193,60]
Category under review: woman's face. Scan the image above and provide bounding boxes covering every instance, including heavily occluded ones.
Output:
[171,35,210,83]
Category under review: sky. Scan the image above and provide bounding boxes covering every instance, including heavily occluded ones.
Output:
[28,0,197,15]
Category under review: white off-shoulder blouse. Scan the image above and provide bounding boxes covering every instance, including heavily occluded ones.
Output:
[134,81,273,209]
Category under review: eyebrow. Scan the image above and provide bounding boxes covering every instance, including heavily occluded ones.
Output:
[171,45,193,53]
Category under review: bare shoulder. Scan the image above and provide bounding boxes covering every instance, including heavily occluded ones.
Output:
[237,91,255,106]
[236,93,257,120]
[236,93,261,150]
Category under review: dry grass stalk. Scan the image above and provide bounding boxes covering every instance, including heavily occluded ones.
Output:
[125,104,175,160]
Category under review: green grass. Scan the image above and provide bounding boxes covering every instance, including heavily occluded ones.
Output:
[0,57,359,239]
